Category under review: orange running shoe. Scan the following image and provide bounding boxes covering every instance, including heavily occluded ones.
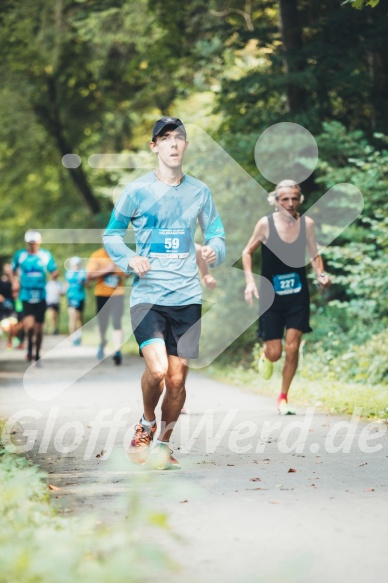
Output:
[126,421,157,465]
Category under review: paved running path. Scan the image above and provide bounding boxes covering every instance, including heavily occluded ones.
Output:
[1,335,387,583]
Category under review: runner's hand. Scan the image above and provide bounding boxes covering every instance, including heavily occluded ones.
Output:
[129,256,151,276]
[202,274,216,289]
[318,273,331,289]
[201,246,216,265]
[244,281,259,305]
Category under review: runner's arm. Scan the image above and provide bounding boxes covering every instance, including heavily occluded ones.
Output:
[102,186,143,273]
[198,189,225,267]
[195,243,216,289]
[306,218,331,289]
[11,251,20,278]
[242,218,267,305]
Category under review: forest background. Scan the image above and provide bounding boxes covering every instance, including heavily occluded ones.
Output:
[1,0,387,412]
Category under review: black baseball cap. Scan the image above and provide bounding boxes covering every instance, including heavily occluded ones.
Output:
[151,117,186,141]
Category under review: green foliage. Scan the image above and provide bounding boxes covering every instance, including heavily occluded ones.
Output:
[347,0,380,9]
[208,343,388,419]
[0,448,176,583]
[215,0,388,134]
[315,328,388,385]
[315,122,388,323]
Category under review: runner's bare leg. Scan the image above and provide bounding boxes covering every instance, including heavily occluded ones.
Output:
[141,343,168,421]
[159,355,188,441]
[281,328,303,396]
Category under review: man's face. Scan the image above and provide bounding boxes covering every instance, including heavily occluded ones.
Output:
[27,241,40,253]
[150,129,188,168]
[276,187,301,218]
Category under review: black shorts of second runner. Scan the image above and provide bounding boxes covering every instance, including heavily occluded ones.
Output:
[130,303,202,359]
[47,303,60,313]
[96,295,124,330]
[22,300,47,324]
[258,300,312,341]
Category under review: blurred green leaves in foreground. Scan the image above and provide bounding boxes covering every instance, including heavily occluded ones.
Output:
[0,444,177,583]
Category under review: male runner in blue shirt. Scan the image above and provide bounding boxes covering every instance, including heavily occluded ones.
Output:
[103,117,225,469]
[12,230,58,365]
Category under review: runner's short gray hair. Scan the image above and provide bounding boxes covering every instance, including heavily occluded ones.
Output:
[267,179,304,206]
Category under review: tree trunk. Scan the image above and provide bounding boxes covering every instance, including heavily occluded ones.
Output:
[277,0,307,114]
[364,7,388,132]
[36,76,101,216]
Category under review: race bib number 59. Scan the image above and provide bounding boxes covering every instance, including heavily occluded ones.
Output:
[149,228,190,259]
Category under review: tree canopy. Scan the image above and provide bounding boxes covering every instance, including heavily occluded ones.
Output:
[1,0,387,379]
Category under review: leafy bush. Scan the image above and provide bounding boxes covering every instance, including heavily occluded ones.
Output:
[320,328,388,385]
[0,448,176,583]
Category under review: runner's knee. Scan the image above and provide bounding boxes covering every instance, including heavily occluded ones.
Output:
[265,346,282,362]
[146,366,168,385]
[165,372,185,394]
[285,339,300,357]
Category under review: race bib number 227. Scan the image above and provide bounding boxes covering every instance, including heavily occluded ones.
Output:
[273,272,302,295]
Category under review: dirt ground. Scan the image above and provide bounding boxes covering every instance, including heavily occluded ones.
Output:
[1,334,387,583]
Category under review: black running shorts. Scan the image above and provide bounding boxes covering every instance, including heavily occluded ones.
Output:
[22,300,47,324]
[258,300,312,341]
[130,303,202,359]
[96,295,124,330]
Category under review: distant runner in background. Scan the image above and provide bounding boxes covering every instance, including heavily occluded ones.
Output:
[45,274,64,335]
[65,256,87,346]
[12,230,58,365]
[0,263,18,350]
[86,247,126,365]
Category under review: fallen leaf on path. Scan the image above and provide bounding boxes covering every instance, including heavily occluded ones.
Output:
[359,462,368,467]
[269,501,281,504]
[249,477,262,482]
[96,449,107,458]
[246,487,269,491]
[48,484,61,491]
[288,468,297,473]
[366,488,375,492]
[179,500,189,503]
[263,459,270,464]
[227,464,235,466]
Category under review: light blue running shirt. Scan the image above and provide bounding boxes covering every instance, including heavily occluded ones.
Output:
[103,172,225,307]
[65,269,87,305]
[12,249,58,303]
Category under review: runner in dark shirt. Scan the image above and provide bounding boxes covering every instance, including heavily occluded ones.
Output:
[242,180,331,414]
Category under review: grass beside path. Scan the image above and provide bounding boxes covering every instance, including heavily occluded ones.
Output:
[207,352,388,420]
[0,426,176,583]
